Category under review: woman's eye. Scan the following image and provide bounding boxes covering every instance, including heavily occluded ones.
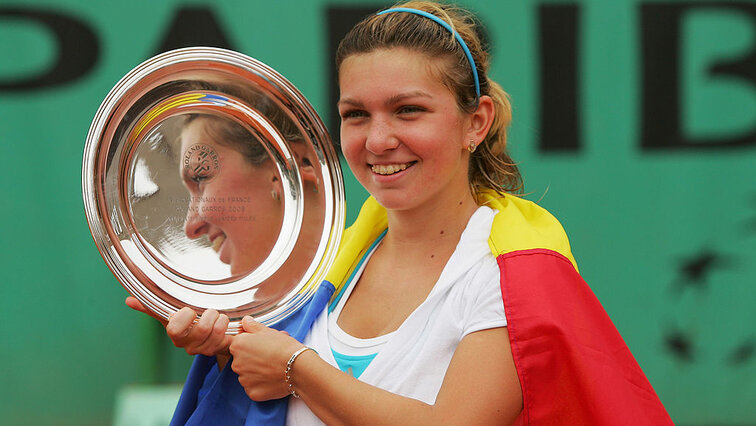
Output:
[191,174,209,185]
[340,109,367,120]
[397,105,424,115]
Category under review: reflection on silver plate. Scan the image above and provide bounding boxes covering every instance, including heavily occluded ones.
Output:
[82,47,344,332]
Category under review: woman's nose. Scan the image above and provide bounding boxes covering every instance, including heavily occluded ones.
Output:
[364,118,399,154]
[184,203,208,239]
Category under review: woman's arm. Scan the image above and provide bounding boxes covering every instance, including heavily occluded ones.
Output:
[229,318,522,425]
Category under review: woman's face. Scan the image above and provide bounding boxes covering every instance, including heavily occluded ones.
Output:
[337,48,473,212]
[179,117,283,276]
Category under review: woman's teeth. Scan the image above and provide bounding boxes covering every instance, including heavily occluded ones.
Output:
[212,234,226,252]
[372,163,409,175]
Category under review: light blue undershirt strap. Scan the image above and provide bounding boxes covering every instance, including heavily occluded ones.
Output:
[377,7,481,100]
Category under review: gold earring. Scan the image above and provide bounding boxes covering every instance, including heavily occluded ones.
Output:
[468,140,477,153]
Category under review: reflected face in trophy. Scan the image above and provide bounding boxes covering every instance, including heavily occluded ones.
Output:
[179,116,283,276]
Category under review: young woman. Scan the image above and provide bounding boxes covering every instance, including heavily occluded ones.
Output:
[130,2,673,424]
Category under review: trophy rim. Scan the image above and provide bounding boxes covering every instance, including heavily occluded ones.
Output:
[82,47,345,332]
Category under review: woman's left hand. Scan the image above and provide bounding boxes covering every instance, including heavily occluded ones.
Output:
[229,316,304,401]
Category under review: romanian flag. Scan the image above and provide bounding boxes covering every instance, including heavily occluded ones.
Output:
[480,191,673,425]
[172,191,672,425]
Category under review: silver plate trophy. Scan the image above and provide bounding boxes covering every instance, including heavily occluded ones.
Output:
[83,47,345,333]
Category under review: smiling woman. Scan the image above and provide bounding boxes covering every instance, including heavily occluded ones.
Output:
[147,2,673,425]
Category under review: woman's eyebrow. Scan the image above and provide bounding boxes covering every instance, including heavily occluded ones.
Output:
[385,91,432,105]
[337,98,363,109]
[338,91,432,108]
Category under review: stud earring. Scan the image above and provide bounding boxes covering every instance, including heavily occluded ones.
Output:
[271,190,280,201]
[468,140,477,153]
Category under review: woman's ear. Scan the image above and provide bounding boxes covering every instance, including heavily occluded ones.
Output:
[466,95,495,146]
[299,159,320,193]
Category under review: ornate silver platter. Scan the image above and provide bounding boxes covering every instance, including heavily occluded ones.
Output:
[82,47,344,332]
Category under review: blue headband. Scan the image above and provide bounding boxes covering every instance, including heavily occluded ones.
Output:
[377,7,481,100]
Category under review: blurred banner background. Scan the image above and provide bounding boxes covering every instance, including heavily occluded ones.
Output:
[1,0,754,424]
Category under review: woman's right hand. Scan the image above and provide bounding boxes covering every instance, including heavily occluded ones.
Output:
[125,296,232,358]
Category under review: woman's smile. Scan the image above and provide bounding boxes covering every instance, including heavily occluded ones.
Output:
[370,161,416,176]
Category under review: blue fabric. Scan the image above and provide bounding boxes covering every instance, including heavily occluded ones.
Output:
[170,281,336,426]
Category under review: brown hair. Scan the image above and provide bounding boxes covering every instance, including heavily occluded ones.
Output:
[179,80,302,165]
[335,0,523,196]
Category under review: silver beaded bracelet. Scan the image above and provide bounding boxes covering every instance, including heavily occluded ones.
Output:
[285,346,313,398]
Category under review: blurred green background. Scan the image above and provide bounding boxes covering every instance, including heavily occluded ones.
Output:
[1,0,754,424]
